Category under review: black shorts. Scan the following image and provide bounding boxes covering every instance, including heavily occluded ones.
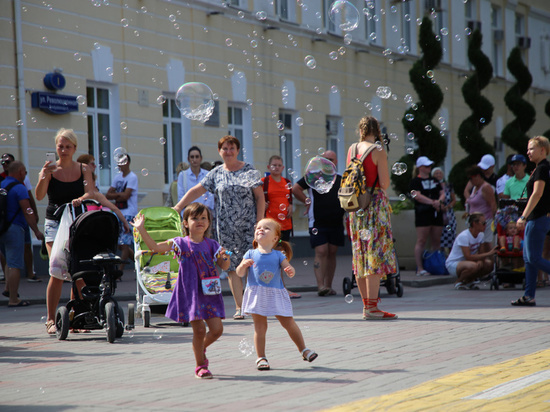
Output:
[415,210,444,227]
[309,226,345,248]
[281,229,291,242]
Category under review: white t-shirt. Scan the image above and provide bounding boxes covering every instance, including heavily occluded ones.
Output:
[446,229,484,267]
[496,174,511,195]
[110,171,138,216]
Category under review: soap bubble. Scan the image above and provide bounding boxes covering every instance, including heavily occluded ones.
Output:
[399,194,407,201]
[76,95,86,105]
[305,197,312,205]
[405,113,414,122]
[73,52,82,62]
[376,86,392,99]
[26,208,34,215]
[113,147,128,166]
[278,213,286,220]
[141,168,149,176]
[156,95,166,105]
[425,125,432,132]
[329,51,338,60]
[344,294,354,304]
[304,55,317,69]
[238,338,254,357]
[410,190,418,198]
[303,260,308,266]
[303,156,337,194]
[175,82,215,123]
[356,209,365,217]
[120,121,128,130]
[311,228,318,235]
[329,0,359,32]
[296,117,304,127]
[391,162,407,176]
[256,11,267,20]
[359,229,371,241]
[159,137,166,145]
[153,329,162,340]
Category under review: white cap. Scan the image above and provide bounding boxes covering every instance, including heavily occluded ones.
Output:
[416,156,434,168]
[477,154,495,170]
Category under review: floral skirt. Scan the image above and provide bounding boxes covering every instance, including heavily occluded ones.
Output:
[349,190,397,278]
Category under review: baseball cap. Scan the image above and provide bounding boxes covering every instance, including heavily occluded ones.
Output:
[510,154,526,164]
[416,156,434,168]
[477,154,495,170]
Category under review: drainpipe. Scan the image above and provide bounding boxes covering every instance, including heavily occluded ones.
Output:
[14,0,29,167]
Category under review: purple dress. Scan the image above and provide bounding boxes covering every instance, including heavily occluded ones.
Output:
[165,236,225,323]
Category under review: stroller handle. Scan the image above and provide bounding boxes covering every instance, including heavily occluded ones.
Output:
[53,199,101,220]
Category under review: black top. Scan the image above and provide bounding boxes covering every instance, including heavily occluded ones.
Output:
[46,164,85,221]
[525,158,550,221]
[297,175,344,228]
[483,172,498,188]
[410,176,442,211]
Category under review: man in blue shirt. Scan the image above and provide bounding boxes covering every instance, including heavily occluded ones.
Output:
[0,161,44,307]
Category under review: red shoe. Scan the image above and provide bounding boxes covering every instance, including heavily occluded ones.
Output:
[363,309,398,320]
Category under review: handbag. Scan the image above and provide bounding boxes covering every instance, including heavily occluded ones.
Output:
[201,277,222,295]
[422,250,448,275]
[49,206,75,280]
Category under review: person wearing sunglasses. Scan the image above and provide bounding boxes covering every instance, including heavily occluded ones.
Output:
[445,212,498,290]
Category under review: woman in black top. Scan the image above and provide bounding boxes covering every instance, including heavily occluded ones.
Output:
[515,136,550,306]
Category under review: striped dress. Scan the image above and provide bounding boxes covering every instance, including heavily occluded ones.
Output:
[241,249,293,317]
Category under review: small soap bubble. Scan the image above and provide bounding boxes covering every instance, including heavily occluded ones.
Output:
[73,52,82,62]
[153,329,162,340]
[277,213,286,220]
[344,294,354,304]
[399,194,406,201]
[198,62,206,72]
[305,197,312,205]
[159,137,166,145]
[121,18,128,27]
[16,120,24,126]
[405,113,414,122]
[356,209,365,217]
[406,147,415,155]
[311,228,318,235]
[76,95,86,105]
[252,131,259,139]
[276,120,285,131]
[226,38,233,46]
[296,117,304,127]
[306,104,313,112]
[279,204,287,212]
[425,125,432,132]
[303,260,308,266]
[156,95,166,105]
[304,55,317,69]
[238,337,254,357]
[410,190,418,198]
[256,10,267,20]
[120,121,128,130]
[445,225,452,232]
[169,14,176,22]
[359,229,371,241]
[479,118,486,124]
[329,51,338,60]
[26,208,34,215]
[330,85,339,94]
[41,316,47,324]
[426,70,434,78]
[376,86,392,99]
[141,168,149,176]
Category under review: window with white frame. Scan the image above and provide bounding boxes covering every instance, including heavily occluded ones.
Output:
[86,86,112,188]
[228,104,245,161]
[276,0,295,22]
[162,98,183,184]
[279,111,293,179]
[326,116,340,158]
[364,0,378,44]
[399,1,412,53]
[491,5,503,77]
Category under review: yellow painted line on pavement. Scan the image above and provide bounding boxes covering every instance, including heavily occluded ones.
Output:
[325,349,550,411]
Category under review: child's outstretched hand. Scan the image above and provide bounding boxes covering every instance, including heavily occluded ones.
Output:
[131,214,145,231]
[240,258,254,269]
[284,265,295,278]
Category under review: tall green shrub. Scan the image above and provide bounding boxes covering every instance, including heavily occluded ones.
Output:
[391,16,444,196]
[501,47,535,156]
[448,30,494,202]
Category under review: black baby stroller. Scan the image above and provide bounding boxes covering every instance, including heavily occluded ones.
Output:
[54,201,126,343]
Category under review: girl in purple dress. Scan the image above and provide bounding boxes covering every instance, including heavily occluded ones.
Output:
[132,203,230,379]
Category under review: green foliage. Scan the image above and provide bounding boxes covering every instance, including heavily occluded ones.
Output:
[501,47,535,155]
[448,30,494,204]
[391,16,445,196]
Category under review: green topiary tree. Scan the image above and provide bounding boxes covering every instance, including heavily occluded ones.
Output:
[448,30,494,203]
[501,47,535,157]
[544,99,550,138]
[391,16,444,196]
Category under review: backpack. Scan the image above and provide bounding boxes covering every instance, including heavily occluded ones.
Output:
[0,181,23,235]
[338,143,378,212]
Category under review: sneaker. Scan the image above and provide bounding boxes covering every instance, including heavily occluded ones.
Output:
[468,280,480,290]
[511,296,536,306]
[454,282,468,290]
[416,270,430,276]
[27,275,42,283]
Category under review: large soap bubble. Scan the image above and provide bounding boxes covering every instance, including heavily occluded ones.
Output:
[303,156,337,194]
[175,82,215,123]
[113,147,128,166]
[328,1,359,32]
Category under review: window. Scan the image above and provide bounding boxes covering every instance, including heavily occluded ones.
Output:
[491,6,503,77]
[228,104,244,161]
[162,98,183,184]
[364,0,378,44]
[276,0,292,21]
[86,86,112,187]
[279,111,293,179]
[326,116,340,157]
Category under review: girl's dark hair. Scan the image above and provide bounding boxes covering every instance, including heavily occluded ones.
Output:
[252,218,293,261]
[182,202,211,237]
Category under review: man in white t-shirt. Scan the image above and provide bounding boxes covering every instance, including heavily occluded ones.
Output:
[445,212,497,290]
[106,154,138,270]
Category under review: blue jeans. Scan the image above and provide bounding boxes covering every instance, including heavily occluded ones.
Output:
[523,215,550,298]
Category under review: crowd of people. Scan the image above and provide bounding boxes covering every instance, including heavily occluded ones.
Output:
[2,124,549,377]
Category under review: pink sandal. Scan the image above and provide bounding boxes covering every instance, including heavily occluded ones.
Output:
[195,364,213,379]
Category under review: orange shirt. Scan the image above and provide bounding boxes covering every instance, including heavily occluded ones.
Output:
[262,175,292,231]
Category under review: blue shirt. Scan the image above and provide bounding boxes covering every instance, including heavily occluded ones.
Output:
[177,168,215,210]
[1,176,28,229]
[243,249,286,289]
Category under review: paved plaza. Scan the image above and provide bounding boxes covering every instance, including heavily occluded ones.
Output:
[1,257,549,411]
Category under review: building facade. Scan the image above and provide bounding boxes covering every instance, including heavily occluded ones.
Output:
[1,0,549,233]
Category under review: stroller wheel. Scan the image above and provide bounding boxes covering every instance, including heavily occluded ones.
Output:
[56,306,70,340]
[116,305,125,338]
[143,310,151,328]
[343,277,353,296]
[396,282,404,297]
[105,302,117,343]
[127,303,135,328]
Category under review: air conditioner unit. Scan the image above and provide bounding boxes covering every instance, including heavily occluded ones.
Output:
[467,20,482,32]
[493,29,504,42]
[517,36,531,49]
[425,0,442,11]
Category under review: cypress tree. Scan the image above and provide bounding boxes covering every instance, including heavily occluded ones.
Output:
[448,30,494,202]
[501,47,535,156]
[391,16,444,196]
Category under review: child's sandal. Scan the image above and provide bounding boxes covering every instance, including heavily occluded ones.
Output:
[195,364,213,379]
[301,348,318,363]
[256,357,270,371]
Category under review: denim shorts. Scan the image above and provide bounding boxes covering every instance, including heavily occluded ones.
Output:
[44,218,60,243]
[0,224,25,269]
